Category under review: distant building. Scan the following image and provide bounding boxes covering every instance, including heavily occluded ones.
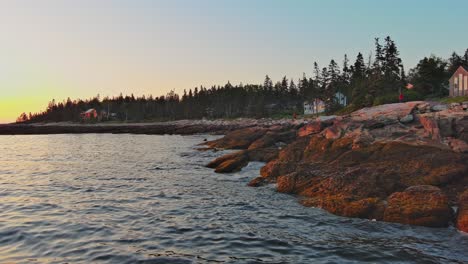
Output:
[304,99,325,115]
[304,92,348,115]
[449,65,468,97]
[80,109,98,120]
[335,91,348,106]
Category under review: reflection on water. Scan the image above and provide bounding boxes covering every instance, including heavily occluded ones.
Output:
[0,134,466,263]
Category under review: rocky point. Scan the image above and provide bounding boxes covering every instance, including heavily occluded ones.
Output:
[203,101,468,232]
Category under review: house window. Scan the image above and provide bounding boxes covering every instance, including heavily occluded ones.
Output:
[460,74,464,96]
[463,75,468,95]
[454,77,458,96]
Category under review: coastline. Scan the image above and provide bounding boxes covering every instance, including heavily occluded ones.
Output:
[0,118,299,135]
[4,102,468,233]
[202,101,468,232]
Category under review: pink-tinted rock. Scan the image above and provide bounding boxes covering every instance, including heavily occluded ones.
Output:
[297,122,323,137]
[351,102,423,122]
[419,115,440,140]
[447,138,468,153]
[323,125,342,140]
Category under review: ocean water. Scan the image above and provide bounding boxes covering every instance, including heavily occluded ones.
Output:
[0,134,466,264]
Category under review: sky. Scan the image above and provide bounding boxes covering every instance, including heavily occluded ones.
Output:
[0,0,467,123]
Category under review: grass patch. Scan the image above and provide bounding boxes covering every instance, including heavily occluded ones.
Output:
[438,96,468,104]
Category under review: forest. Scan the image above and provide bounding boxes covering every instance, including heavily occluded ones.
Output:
[16,37,468,123]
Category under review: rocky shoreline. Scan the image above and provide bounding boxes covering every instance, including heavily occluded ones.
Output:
[2,102,467,232]
[0,119,295,135]
[202,101,468,232]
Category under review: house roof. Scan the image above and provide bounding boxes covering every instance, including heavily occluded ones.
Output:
[84,108,96,113]
[450,65,468,79]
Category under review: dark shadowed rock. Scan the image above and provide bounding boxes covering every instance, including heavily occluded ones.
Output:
[205,127,267,149]
[247,177,270,187]
[206,150,248,173]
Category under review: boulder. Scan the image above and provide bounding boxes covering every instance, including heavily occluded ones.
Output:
[323,125,342,140]
[302,195,385,220]
[297,122,323,137]
[206,150,249,173]
[351,102,423,123]
[316,115,338,122]
[248,130,296,150]
[462,102,468,110]
[383,185,452,227]
[419,115,440,140]
[456,190,468,232]
[247,177,269,187]
[214,154,249,173]
[205,127,267,149]
[447,138,468,153]
[399,114,414,124]
[431,104,448,112]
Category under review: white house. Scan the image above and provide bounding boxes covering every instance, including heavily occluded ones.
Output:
[304,99,325,115]
[304,92,348,115]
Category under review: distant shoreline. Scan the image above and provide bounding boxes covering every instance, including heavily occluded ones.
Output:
[0,119,299,135]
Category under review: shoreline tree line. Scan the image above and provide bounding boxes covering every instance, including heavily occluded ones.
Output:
[16,37,468,123]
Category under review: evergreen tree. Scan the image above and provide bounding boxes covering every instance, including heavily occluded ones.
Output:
[409,56,448,96]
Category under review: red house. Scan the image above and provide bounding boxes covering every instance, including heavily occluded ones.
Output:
[449,65,468,97]
[80,108,98,120]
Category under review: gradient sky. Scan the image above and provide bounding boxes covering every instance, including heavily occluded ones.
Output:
[1,0,467,123]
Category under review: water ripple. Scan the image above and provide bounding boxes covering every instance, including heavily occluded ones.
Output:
[0,134,466,263]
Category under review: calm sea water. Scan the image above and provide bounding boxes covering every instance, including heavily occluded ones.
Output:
[0,134,467,264]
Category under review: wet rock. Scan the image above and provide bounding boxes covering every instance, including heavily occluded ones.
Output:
[206,150,248,173]
[383,185,452,227]
[247,176,270,187]
[456,190,468,232]
[213,154,249,173]
[302,196,385,220]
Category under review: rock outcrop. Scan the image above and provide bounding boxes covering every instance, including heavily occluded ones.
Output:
[383,185,452,227]
[456,190,468,233]
[204,101,468,231]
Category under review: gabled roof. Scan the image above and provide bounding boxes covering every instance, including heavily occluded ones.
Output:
[450,65,468,79]
[84,108,96,113]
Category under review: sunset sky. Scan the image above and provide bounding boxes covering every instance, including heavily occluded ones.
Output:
[1,0,467,123]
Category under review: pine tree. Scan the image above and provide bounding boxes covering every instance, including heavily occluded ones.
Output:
[264,75,273,92]
[280,76,289,95]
